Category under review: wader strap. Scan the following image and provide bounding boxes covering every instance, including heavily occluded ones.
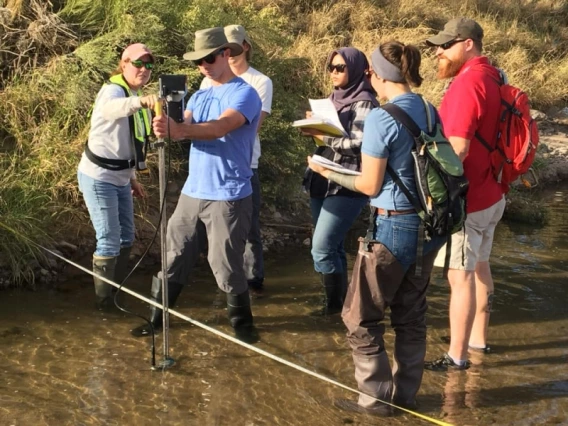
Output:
[363,206,377,251]
[84,141,134,171]
[415,222,424,277]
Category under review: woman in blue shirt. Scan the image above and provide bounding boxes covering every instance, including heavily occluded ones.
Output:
[308,41,444,416]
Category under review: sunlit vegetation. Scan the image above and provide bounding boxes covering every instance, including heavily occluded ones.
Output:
[1,0,567,287]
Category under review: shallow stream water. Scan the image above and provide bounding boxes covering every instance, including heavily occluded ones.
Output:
[1,188,567,426]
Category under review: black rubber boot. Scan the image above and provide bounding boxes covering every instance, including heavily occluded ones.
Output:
[113,246,132,306]
[92,255,117,310]
[115,246,132,284]
[310,272,344,316]
[227,290,259,344]
[130,276,184,337]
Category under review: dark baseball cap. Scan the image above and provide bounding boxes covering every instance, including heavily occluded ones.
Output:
[426,17,484,46]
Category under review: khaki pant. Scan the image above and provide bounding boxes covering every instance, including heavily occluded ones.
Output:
[342,239,438,408]
[434,196,506,270]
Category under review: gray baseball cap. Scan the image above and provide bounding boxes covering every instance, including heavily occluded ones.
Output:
[224,25,252,48]
[426,17,484,46]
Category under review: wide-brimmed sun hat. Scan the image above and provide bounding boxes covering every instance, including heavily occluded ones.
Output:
[183,27,243,61]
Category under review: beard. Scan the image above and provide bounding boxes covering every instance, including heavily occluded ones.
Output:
[437,55,466,80]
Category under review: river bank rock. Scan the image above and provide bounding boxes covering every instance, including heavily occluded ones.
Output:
[501,115,568,225]
[502,110,568,188]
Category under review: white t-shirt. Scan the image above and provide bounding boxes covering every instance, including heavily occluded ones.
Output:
[201,66,273,169]
[78,84,147,186]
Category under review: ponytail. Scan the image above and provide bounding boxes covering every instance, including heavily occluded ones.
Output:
[380,41,423,87]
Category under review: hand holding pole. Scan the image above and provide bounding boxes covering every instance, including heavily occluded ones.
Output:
[154,99,163,118]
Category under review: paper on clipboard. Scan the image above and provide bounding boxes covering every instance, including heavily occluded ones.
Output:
[292,98,348,137]
[309,98,345,131]
[310,154,361,175]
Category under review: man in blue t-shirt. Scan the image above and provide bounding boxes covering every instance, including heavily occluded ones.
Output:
[131,27,262,343]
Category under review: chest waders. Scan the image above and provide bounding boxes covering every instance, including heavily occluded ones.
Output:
[336,208,438,413]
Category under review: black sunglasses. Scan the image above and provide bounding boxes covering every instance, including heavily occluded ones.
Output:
[327,63,347,73]
[130,60,154,70]
[438,39,466,50]
[194,48,226,66]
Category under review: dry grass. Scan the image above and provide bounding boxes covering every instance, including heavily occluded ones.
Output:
[0,0,78,85]
[285,0,568,108]
[1,0,568,287]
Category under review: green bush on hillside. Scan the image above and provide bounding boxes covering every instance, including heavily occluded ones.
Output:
[1,0,568,287]
[0,0,315,287]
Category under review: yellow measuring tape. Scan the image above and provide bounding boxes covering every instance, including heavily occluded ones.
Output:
[0,220,453,426]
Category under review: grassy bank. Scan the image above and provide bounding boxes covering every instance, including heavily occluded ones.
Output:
[1,0,567,287]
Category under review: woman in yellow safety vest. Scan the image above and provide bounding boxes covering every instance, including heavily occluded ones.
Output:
[77,43,157,310]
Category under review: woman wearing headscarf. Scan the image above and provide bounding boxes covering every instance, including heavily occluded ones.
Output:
[301,47,379,316]
[308,41,445,415]
[77,43,157,309]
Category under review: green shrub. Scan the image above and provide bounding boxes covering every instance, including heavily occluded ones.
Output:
[1,0,568,287]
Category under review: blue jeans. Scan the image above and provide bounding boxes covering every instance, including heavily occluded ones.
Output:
[78,171,135,257]
[374,212,445,272]
[310,195,368,274]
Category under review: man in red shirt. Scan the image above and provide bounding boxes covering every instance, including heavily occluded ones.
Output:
[424,18,506,371]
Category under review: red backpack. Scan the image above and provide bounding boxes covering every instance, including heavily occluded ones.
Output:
[475,70,539,192]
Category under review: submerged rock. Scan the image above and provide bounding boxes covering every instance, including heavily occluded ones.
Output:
[503,196,548,226]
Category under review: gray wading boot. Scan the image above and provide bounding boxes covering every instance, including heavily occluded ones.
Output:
[113,246,132,306]
[310,272,344,316]
[335,351,394,417]
[227,290,259,344]
[92,255,117,310]
[130,276,184,337]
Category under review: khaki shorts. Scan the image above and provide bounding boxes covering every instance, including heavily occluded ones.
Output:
[434,196,506,271]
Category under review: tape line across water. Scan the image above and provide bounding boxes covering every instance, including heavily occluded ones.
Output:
[0,221,453,426]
